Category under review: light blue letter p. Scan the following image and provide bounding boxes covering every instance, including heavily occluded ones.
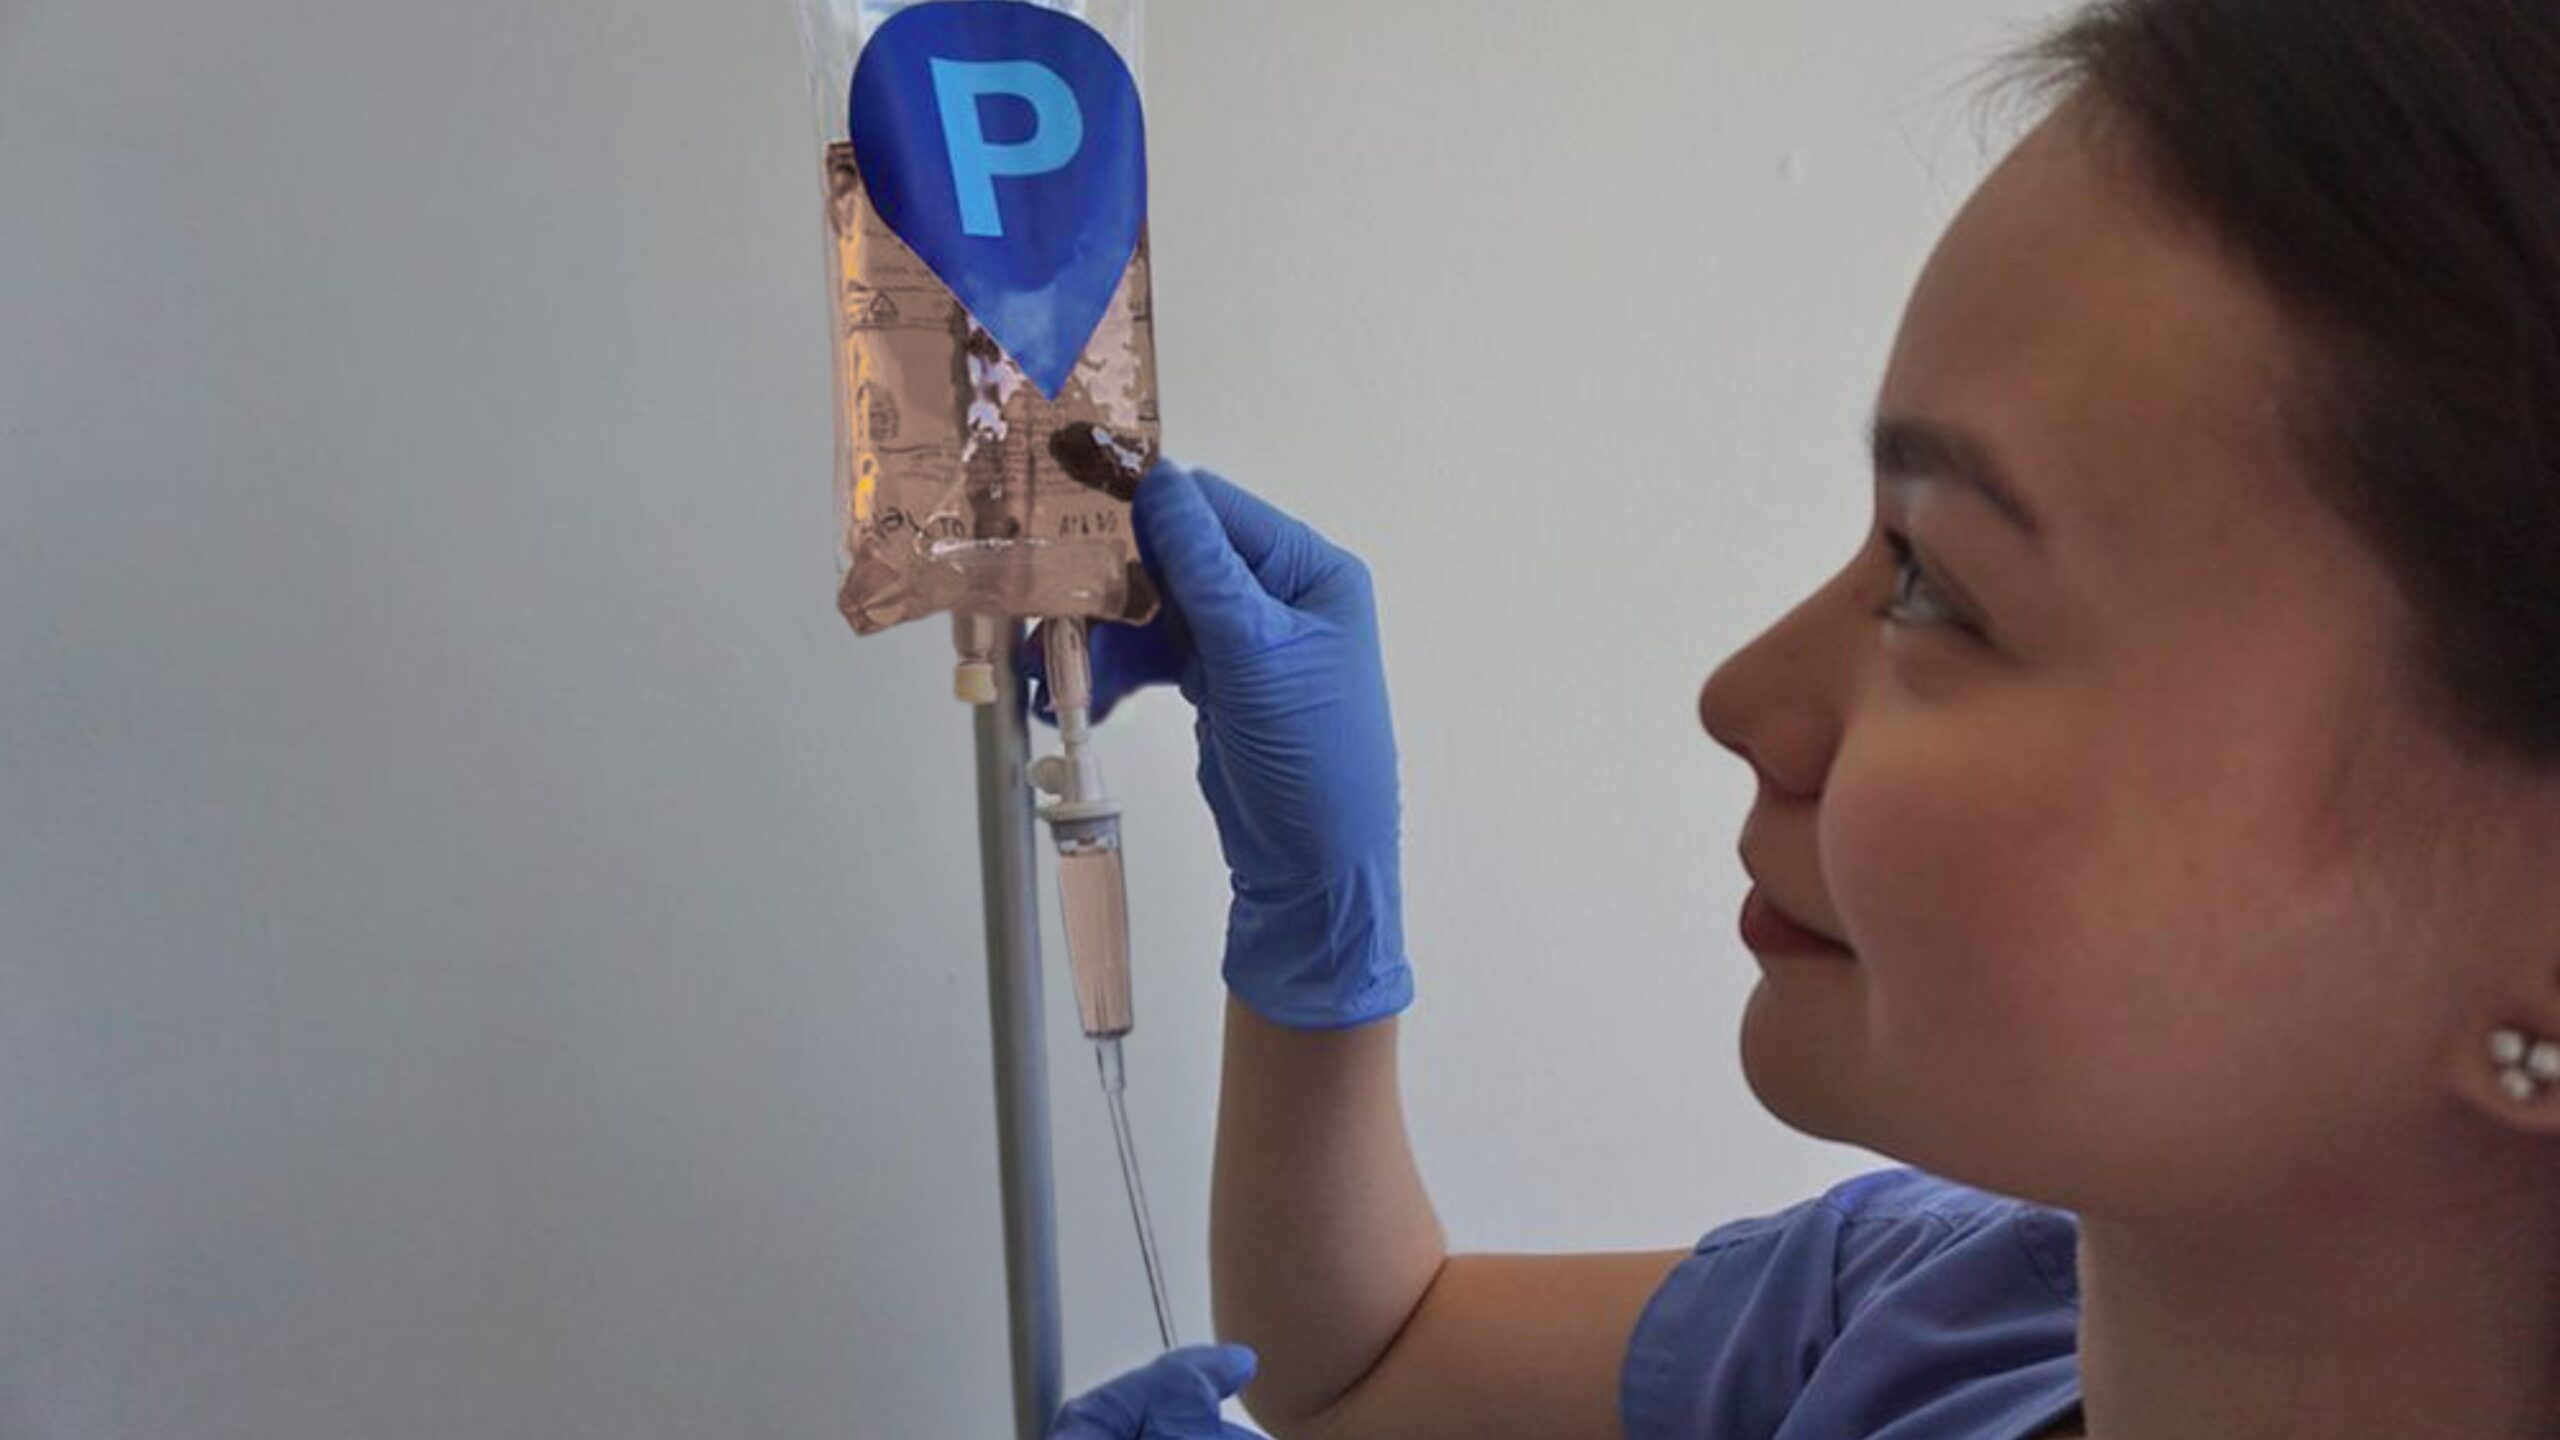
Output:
[928,57,1085,239]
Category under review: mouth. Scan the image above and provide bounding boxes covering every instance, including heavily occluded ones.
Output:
[1739,886,1854,957]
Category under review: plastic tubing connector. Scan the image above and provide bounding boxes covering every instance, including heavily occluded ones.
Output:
[1029,619,1133,1040]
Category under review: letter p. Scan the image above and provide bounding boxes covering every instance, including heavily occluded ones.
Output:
[928,57,1085,239]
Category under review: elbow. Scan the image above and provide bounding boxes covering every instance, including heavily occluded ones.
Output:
[1223,1256,1456,1440]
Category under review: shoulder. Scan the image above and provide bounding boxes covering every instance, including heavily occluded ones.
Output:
[1623,1168,2081,1439]
[1816,1167,2082,1313]
[1674,1167,2078,1307]
[1706,1165,2058,1237]
[1820,1164,2025,1222]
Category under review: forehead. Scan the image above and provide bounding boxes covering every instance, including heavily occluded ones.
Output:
[1875,106,2317,586]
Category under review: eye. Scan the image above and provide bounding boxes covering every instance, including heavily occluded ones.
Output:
[1873,528,1981,638]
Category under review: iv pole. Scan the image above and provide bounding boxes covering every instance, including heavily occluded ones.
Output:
[961,613,1064,1440]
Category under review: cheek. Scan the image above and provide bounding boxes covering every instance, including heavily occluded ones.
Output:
[1821,717,2121,1094]
[1817,691,2352,1188]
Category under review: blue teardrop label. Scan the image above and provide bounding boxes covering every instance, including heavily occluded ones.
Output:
[848,2,1147,399]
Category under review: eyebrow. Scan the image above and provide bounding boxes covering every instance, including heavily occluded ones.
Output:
[1868,415,2048,548]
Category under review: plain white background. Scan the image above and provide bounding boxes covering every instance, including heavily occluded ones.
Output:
[0,1,2073,1434]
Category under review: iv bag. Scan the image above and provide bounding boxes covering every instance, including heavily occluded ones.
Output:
[793,0,1162,636]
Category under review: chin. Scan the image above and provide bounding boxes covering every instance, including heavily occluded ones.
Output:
[1736,988,1872,1146]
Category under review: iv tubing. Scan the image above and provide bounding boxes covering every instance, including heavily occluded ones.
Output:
[1034,618,1177,1346]
[1099,1036,1178,1351]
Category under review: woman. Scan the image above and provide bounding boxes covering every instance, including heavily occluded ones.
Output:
[1032,0,2560,1434]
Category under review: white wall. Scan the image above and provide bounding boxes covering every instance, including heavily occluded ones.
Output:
[0,2,2071,1435]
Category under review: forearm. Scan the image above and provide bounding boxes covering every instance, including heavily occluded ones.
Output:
[1209,999,1445,1433]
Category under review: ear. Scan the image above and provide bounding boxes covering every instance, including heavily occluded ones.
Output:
[2449,962,2560,1135]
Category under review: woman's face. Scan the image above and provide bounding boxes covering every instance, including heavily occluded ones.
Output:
[1698,99,2547,1220]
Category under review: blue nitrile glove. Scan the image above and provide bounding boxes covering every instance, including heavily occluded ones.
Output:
[1048,1345,1267,1440]
[1020,459,1414,1029]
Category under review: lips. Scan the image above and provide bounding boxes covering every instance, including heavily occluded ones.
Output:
[1740,886,1853,954]
[1730,840,1853,932]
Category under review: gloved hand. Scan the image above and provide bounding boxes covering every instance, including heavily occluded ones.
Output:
[1048,1345,1267,1440]
[1020,459,1413,1029]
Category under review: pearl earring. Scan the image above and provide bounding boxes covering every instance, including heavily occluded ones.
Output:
[2488,1028,2560,1104]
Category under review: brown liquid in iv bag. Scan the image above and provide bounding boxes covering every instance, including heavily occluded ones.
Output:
[824,142,1164,636]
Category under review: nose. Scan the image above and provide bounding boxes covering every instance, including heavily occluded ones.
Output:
[1698,584,1852,801]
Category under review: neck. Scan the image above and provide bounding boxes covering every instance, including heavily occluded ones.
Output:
[2070,1134,2560,1440]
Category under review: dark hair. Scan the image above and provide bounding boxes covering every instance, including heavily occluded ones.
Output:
[1991,0,2560,766]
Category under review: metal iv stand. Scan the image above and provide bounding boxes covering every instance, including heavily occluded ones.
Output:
[955,612,1064,1440]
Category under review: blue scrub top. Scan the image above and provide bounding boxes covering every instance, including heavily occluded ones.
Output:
[1622,1168,2085,1439]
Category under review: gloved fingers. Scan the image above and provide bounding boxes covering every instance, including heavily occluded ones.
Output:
[1049,1372,1144,1432]
[1020,611,1189,727]
[1086,618,1177,723]
[1131,462,1292,656]
[1174,1343,1259,1397]
[1022,456,1316,724]
[1139,1344,1260,1433]
[1046,1345,1259,1439]
[1186,467,1343,605]
[1016,627,1056,728]
[1044,1413,1267,1440]
[1181,467,1297,577]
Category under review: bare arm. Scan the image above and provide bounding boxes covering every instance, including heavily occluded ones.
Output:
[1210,1001,1686,1440]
